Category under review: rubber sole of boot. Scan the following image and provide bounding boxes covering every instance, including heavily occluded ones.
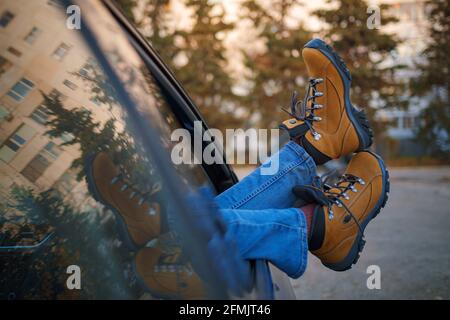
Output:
[322,150,390,271]
[84,153,142,252]
[131,256,181,300]
[304,39,374,151]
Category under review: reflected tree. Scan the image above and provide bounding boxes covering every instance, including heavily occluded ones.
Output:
[0,186,141,299]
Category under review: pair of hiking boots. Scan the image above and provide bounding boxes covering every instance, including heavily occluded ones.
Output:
[280,39,390,271]
[85,38,390,299]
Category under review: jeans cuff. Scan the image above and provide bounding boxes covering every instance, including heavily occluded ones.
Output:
[290,209,309,279]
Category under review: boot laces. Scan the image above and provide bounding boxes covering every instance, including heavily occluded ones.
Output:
[322,173,366,238]
[282,78,324,140]
[110,173,159,216]
[153,251,194,276]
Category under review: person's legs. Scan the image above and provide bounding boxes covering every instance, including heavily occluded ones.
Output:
[210,141,317,278]
[216,207,309,279]
[215,141,317,210]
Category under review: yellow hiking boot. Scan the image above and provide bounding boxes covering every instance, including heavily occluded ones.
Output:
[134,246,206,299]
[280,39,373,164]
[85,152,163,250]
[294,151,390,271]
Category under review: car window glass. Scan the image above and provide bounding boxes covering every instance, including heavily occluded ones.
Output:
[0,0,230,299]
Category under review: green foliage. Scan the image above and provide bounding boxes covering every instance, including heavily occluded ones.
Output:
[115,0,408,139]
[42,94,150,186]
[1,186,137,299]
[312,0,405,138]
[241,0,311,129]
[173,0,242,130]
[114,0,139,23]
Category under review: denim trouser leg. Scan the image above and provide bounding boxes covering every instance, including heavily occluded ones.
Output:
[214,142,317,278]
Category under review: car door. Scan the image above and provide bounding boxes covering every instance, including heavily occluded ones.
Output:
[0,0,265,299]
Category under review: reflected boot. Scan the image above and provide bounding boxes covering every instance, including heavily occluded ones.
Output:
[280,39,373,164]
[294,151,390,271]
[85,152,164,250]
[134,246,206,299]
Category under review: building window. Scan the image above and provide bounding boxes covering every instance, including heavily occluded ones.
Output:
[7,47,22,57]
[63,79,77,90]
[49,88,66,101]
[7,78,34,102]
[47,0,63,8]
[0,106,12,122]
[403,115,419,129]
[30,105,50,125]
[52,43,70,61]
[0,55,12,75]
[78,64,89,77]
[60,132,74,143]
[0,124,36,162]
[42,141,61,158]
[90,97,101,106]
[0,10,14,28]
[24,27,41,44]
[21,142,60,182]
[21,153,50,182]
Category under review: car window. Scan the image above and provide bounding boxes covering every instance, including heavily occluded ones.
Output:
[0,0,246,299]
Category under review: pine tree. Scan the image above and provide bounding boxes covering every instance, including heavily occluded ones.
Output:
[312,0,405,141]
[5,186,136,299]
[241,0,311,129]
[116,0,240,131]
[115,0,138,23]
[174,0,241,131]
[116,0,177,66]
[412,0,450,158]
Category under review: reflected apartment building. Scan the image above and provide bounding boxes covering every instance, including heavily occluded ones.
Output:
[0,0,111,213]
[375,0,430,158]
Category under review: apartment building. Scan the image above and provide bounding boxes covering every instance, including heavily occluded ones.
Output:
[0,0,114,211]
[375,0,430,157]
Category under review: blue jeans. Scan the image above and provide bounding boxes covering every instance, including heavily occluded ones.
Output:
[214,141,317,279]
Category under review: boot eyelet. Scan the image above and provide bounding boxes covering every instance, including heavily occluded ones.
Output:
[328,210,334,220]
[313,132,321,140]
[110,176,120,185]
[147,207,157,216]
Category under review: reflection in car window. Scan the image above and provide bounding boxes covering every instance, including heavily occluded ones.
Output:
[0,0,221,299]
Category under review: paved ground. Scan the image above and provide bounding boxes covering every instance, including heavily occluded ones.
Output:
[292,166,450,299]
[235,166,450,299]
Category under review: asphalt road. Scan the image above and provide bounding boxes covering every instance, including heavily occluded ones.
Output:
[291,166,450,299]
[234,166,450,299]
